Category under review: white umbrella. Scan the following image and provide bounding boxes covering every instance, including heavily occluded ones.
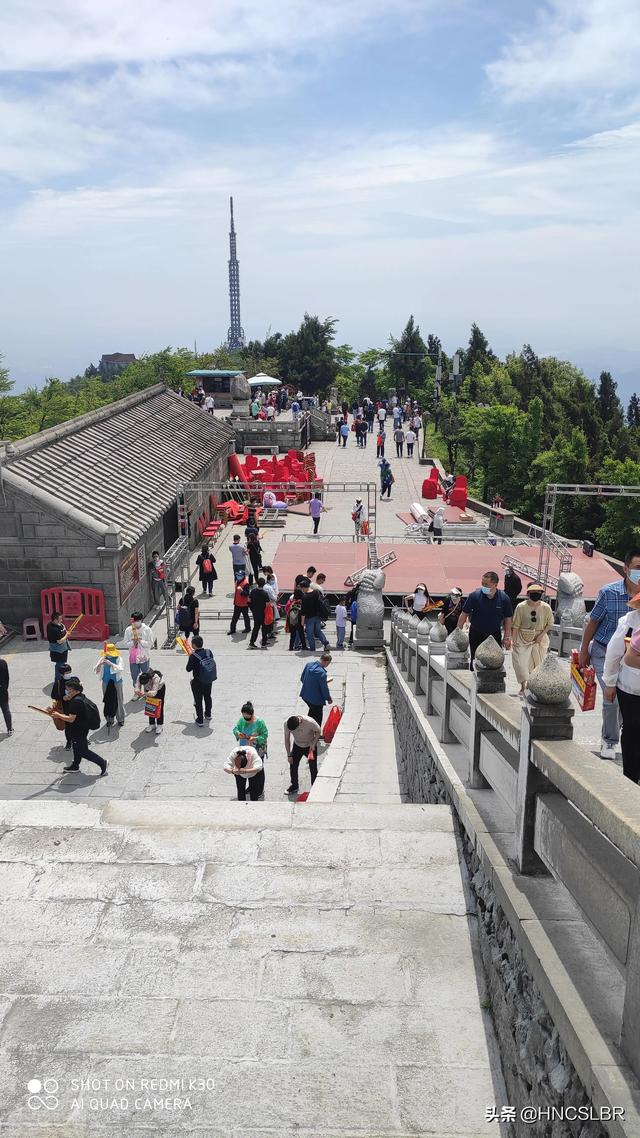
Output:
[248,373,282,388]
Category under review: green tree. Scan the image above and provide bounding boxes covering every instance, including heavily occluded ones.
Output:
[277,315,338,394]
[461,404,527,501]
[464,323,494,376]
[527,428,597,537]
[627,394,640,429]
[439,395,464,471]
[387,316,427,402]
[595,458,640,556]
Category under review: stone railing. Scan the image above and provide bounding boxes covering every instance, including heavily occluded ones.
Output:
[389,609,640,1127]
[232,413,311,453]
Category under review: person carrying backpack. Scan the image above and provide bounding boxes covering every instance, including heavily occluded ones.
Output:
[196,544,217,597]
[286,588,307,651]
[49,677,107,776]
[186,635,217,726]
[176,586,199,641]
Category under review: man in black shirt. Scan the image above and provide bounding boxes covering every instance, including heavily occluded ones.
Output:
[50,678,108,776]
[301,584,330,652]
[0,656,12,736]
[249,578,270,649]
[186,635,217,725]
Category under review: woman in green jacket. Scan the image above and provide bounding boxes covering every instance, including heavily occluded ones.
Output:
[233,701,268,798]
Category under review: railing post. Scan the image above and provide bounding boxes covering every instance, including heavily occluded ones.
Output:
[515,679,574,874]
[621,904,640,1080]
[467,683,490,788]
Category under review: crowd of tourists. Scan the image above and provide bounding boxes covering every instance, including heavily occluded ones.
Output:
[335,395,423,457]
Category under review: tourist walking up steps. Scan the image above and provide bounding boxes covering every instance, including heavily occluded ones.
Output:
[94,643,125,729]
[457,571,513,667]
[228,575,251,635]
[309,492,325,534]
[196,545,217,596]
[379,459,394,499]
[47,611,69,680]
[352,497,365,541]
[394,425,405,457]
[603,592,640,783]
[511,583,554,694]
[335,597,347,649]
[229,534,248,581]
[376,429,385,458]
[579,549,640,759]
[186,635,217,726]
[50,678,108,776]
[284,713,322,795]
[120,612,154,687]
[300,653,333,733]
[248,578,270,649]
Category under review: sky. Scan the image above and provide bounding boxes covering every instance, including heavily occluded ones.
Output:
[1,0,639,397]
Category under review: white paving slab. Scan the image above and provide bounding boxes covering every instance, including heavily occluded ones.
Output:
[0,799,503,1136]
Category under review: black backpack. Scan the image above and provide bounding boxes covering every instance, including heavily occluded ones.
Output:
[178,603,192,630]
[80,695,101,731]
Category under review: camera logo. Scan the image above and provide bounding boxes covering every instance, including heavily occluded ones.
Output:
[27,1078,59,1110]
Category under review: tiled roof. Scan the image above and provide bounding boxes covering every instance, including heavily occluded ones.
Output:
[3,386,234,546]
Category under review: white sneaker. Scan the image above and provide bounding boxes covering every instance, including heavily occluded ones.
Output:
[155,725,163,735]
[600,743,617,760]
[145,724,155,733]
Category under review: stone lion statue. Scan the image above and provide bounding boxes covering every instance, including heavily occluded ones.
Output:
[555,571,586,627]
[356,568,386,646]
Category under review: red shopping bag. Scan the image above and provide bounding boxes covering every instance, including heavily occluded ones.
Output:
[322,705,342,743]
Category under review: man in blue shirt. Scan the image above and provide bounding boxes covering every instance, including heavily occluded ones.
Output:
[457,571,513,667]
[578,549,640,759]
[299,653,333,731]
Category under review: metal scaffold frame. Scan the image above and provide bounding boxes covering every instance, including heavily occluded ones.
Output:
[177,480,379,565]
[518,483,640,596]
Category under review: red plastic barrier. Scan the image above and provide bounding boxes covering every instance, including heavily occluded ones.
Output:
[322,705,343,743]
[41,587,109,640]
[449,475,468,510]
[228,453,249,484]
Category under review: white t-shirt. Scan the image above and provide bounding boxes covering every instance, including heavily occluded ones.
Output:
[412,591,428,612]
[405,430,416,444]
[378,409,386,422]
[205,396,214,410]
[335,604,347,627]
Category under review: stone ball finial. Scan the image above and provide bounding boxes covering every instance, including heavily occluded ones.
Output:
[527,652,572,704]
[446,627,469,653]
[474,635,505,669]
[429,621,447,643]
[416,618,431,641]
[407,614,421,635]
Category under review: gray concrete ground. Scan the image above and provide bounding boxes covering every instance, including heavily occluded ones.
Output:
[0,797,503,1137]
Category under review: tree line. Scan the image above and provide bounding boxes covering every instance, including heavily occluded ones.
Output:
[1,313,639,555]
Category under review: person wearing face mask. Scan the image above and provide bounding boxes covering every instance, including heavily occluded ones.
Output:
[457,570,513,667]
[511,583,554,694]
[403,583,432,618]
[579,548,640,760]
[603,594,640,783]
[440,587,463,635]
[120,612,155,687]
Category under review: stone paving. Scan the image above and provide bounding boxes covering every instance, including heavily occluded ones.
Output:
[0,797,503,1137]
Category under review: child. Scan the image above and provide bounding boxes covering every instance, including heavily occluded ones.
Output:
[134,669,165,735]
[335,597,347,649]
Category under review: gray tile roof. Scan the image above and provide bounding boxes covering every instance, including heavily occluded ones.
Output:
[3,386,234,547]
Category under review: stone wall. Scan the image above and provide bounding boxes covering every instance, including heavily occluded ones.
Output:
[389,673,607,1138]
[0,484,120,632]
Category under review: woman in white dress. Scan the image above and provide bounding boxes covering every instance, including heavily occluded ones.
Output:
[511,582,554,693]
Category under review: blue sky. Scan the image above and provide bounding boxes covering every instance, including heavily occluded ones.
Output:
[1,0,639,395]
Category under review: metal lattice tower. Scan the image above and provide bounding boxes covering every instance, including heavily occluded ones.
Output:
[226,196,245,350]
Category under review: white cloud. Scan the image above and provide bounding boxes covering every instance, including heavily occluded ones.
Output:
[0,0,431,71]
[486,0,640,104]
